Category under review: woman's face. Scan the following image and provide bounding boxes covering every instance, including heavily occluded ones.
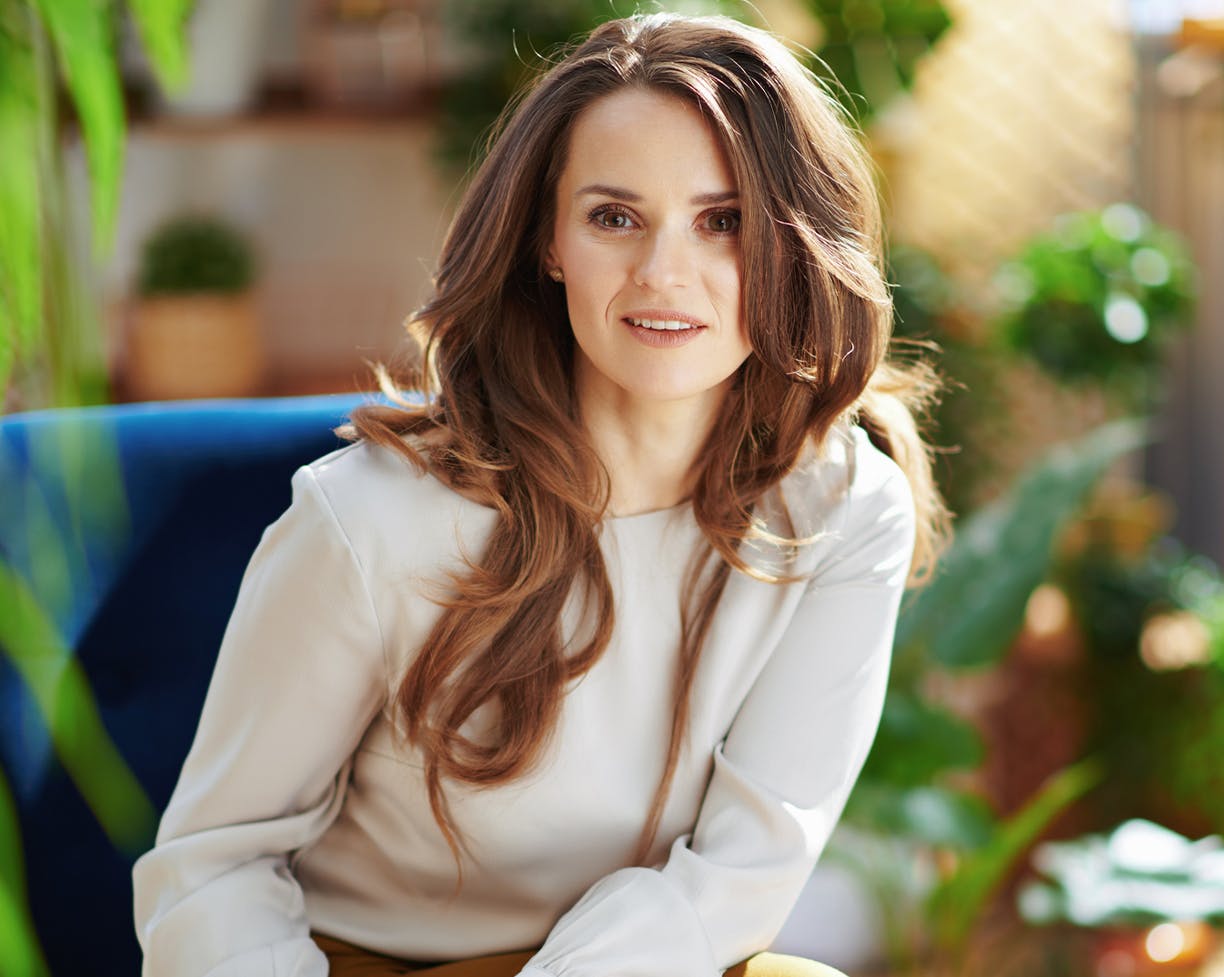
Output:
[547,87,752,414]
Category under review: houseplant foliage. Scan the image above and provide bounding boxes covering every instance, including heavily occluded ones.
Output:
[436,0,952,174]
[994,203,1196,409]
[1018,819,1224,974]
[1058,515,1224,835]
[0,0,192,403]
[1019,818,1224,928]
[838,420,1148,971]
[888,243,1009,515]
[126,214,264,400]
[801,0,952,126]
[996,205,1219,831]
[137,215,255,295]
[0,3,189,974]
[436,0,736,174]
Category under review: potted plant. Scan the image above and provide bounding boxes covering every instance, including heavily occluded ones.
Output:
[1018,819,1224,975]
[993,203,1197,411]
[125,215,264,400]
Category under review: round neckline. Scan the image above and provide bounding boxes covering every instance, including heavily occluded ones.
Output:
[604,499,692,526]
[419,462,691,527]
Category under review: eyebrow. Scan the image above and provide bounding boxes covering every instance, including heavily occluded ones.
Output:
[574,184,740,206]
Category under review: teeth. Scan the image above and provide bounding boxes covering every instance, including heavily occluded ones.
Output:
[629,318,697,331]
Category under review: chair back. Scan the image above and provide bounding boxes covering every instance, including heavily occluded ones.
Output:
[0,394,368,976]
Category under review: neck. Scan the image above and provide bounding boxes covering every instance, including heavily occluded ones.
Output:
[577,373,729,518]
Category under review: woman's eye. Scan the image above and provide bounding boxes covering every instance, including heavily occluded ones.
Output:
[589,207,635,229]
[704,211,741,234]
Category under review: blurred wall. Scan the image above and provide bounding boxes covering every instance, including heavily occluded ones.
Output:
[1137,38,1224,565]
[884,0,1135,287]
[880,0,1224,566]
[87,0,455,389]
[86,119,451,385]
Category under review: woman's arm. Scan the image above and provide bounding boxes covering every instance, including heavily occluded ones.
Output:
[517,448,916,977]
[133,464,388,977]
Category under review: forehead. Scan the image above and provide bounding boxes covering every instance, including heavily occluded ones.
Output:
[557,87,737,194]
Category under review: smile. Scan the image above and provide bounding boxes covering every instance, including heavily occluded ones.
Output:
[627,317,699,332]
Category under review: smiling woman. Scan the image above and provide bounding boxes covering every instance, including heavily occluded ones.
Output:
[132,13,949,977]
[548,88,751,514]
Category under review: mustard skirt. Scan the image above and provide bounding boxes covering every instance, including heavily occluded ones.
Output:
[313,933,847,977]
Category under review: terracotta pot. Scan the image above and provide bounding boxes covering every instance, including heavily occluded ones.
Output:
[126,293,264,401]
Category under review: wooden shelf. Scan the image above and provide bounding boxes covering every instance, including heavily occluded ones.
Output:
[120,80,441,141]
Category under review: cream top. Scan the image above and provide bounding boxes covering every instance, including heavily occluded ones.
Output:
[132,422,915,977]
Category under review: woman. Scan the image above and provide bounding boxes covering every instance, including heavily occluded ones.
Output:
[134,12,947,977]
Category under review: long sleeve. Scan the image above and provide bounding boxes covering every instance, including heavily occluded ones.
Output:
[132,465,389,977]
[518,450,916,977]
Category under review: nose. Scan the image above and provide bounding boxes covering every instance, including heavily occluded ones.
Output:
[632,226,692,290]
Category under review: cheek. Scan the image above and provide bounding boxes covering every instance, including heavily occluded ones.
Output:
[711,254,745,325]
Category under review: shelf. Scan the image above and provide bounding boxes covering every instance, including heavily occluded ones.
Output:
[120,80,441,141]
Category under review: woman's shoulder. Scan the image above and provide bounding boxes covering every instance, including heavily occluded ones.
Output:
[782,421,911,521]
[293,438,496,555]
[774,421,916,581]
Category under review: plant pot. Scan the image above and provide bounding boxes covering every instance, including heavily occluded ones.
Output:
[126,293,265,400]
[160,0,276,117]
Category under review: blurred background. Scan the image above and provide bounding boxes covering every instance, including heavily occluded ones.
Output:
[2,0,1223,975]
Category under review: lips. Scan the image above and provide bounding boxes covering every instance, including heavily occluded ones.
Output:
[621,310,708,332]
[621,314,706,348]
[626,318,698,332]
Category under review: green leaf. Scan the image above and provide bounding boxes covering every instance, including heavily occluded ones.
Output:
[0,561,156,854]
[844,783,995,849]
[32,0,125,252]
[896,419,1149,669]
[804,0,953,124]
[860,691,983,786]
[926,759,1103,955]
[127,0,192,93]
[0,4,48,391]
[0,769,50,977]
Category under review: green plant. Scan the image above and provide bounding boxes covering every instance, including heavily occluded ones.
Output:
[435,0,952,175]
[0,418,162,977]
[0,0,192,403]
[1048,492,1224,833]
[1019,818,1224,928]
[802,0,952,126]
[994,203,1197,409]
[924,761,1101,964]
[137,216,255,296]
[436,0,737,174]
[839,420,1149,971]
[1,3,189,973]
[888,242,1009,515]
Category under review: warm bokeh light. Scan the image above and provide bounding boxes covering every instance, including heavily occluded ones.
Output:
[1143,920,1214,965]
[1139,610,1212,670]
[1146,922,1187,963]
[1025,583,1073,638]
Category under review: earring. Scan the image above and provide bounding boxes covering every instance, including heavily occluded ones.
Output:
[548,268,564,282]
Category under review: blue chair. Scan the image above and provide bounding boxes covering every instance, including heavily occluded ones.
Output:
[0,394,368,976]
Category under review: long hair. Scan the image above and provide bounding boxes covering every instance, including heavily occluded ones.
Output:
[343,12,949,874]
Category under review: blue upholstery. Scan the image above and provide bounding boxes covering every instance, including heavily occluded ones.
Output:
[0,394,369,976]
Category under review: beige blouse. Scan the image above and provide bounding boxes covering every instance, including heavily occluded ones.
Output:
[133,422,915,977]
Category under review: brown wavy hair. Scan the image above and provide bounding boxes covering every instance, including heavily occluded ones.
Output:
[343,12,950,875]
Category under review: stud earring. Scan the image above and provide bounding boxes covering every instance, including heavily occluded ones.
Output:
[548,268,564,282]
